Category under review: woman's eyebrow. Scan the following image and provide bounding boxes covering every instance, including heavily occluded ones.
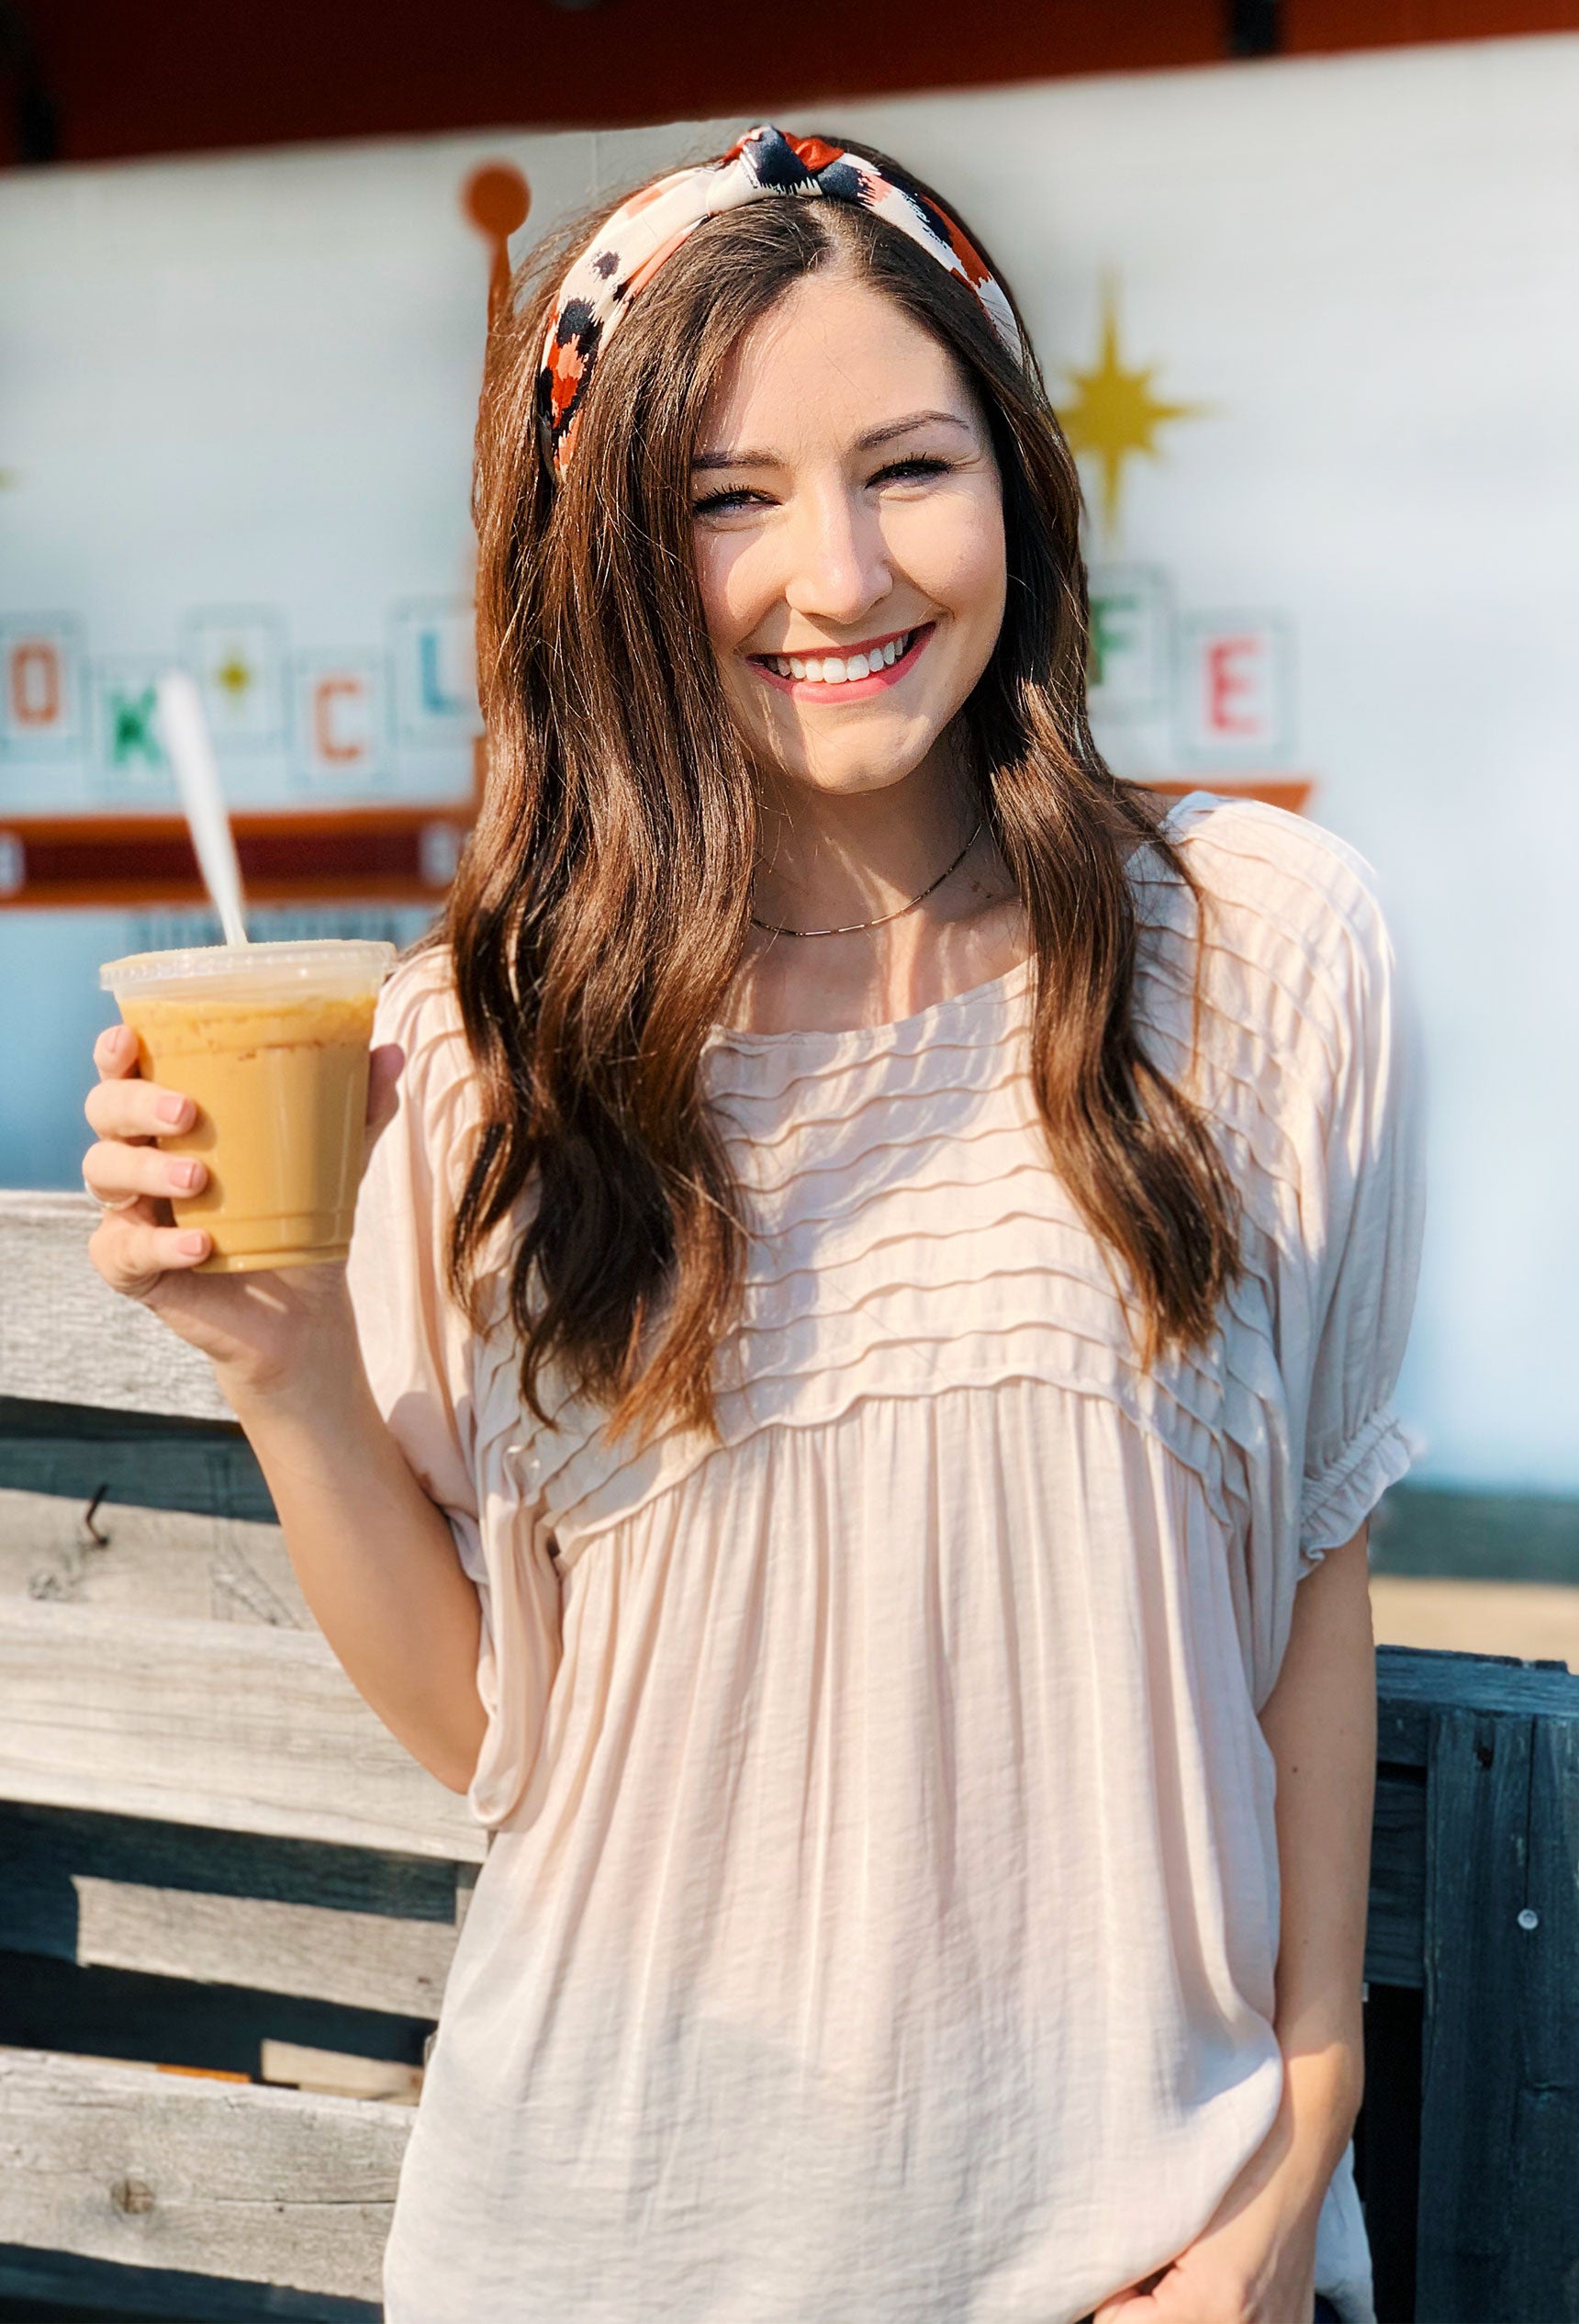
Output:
[691,410,973,472]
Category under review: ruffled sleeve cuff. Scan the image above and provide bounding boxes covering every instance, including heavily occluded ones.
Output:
[1299,1402,1415,1566]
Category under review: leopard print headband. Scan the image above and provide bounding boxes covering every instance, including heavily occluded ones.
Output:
[536,124,1025,480]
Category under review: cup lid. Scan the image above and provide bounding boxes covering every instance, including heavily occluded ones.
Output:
[100,939,398,994]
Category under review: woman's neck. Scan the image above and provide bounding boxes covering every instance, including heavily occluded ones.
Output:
[725,746,1026,1038]
[748,744,981,936]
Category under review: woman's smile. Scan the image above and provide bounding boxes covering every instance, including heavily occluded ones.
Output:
[746,622,935,701]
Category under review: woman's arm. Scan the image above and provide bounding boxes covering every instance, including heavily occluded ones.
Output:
[221,1304,490,1797]
[1096,1521,1375,2322]
[1260,1519,1375,2167]
[84,1023,489,1798]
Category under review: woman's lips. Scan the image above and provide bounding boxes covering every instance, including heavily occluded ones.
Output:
[747,623,935,702]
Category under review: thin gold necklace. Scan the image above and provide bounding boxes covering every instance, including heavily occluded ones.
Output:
[749,817,983,940]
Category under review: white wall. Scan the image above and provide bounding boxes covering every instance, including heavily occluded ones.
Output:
[2,37,1573,1488]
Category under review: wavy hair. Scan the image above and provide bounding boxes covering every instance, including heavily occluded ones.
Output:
[439,138,1238,1447]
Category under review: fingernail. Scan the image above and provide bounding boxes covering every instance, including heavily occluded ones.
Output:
[157,1095,191,1127]
[171,1160,202,1191]
[177,1231,207,1258]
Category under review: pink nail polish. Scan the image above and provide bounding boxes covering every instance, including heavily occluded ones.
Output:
[157,1095,190,1128]
[178,1231,207,1258]
[172,1161,201,1191]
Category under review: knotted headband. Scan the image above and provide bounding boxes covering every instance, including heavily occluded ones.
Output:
[537,124,1025,480]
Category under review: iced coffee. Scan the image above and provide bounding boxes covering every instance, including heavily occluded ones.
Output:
[99,940,397,1272]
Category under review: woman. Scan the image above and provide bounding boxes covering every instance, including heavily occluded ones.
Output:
[83,128,1419,2324]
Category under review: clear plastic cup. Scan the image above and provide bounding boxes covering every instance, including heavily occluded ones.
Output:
[98,939,397,1273]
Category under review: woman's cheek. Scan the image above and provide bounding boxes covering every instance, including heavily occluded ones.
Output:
[890,493,1005,625]
[694,532,769,657]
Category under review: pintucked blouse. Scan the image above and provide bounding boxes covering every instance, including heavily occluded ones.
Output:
[346,794,1423,2324]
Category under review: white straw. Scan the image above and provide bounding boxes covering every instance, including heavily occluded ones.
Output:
[156,669,249,949]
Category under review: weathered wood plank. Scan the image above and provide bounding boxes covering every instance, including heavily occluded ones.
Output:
[1355,1982,1423,2324]
[71,1878,459,2019]
[1375,1643,1579,1768]
[0,1802,468,1944]
[0,1196,231,1422]
[0,1488,307,1628]
[1505,1715,1579,2323]
[0,1953,429,2086]
[0,2046,407,2299]
[0,1395,274,1521]
[0,1599,485,1863]
[1417,1706,1535,2321]
[1363,1767,1425,1990]
[259,2039,423,2104]
[0,2242,380,2322]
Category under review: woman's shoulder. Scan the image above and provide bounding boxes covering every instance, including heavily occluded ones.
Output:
[1144,792,1396,1034]
[1159,789,1386,925]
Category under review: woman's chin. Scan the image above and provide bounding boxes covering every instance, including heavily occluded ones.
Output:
[751,724,951,799]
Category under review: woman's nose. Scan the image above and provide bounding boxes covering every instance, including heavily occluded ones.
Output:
[781,484,890,626]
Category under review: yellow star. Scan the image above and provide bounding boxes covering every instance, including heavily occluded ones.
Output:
[1058,283,1207,541]
[214,655,253,700]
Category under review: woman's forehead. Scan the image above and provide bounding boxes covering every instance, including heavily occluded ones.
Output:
[701,275,976,448]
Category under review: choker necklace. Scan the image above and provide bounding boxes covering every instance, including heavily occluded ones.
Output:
[749,817,983,940]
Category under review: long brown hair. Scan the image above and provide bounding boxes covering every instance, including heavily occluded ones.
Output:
[442,138,1238,1447]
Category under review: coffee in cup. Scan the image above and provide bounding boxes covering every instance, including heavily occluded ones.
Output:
[98,939,397,1273]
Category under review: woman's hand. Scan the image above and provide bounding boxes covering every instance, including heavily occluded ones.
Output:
[1091,2055,1347,2324]
[83,1020,404,1402]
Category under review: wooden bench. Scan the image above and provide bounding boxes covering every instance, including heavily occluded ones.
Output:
[1,1190,1575,2323]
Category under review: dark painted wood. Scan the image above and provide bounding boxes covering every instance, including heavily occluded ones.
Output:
[0,1801,463,1975]
[1364,1768,1426,1990]
[1377,1644,1579,1768]
[1506,1716,1579,2324]
[0,1398,274,1522]
[0,2248,378,2321]
[1417,1707,1537,2321]
[0,1954,434,2076]
[1354,1983,1423,2324]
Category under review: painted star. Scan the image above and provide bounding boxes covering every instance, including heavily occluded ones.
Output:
[1058,285,1207,541]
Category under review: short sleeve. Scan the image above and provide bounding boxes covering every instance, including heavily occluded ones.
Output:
[1293,860,1425,1566]
[346,949,562,1829]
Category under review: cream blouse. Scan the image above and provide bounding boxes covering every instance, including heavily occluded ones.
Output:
[346,794,1423,2324]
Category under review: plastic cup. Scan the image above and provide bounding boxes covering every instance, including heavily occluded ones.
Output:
[98,939,397,1273]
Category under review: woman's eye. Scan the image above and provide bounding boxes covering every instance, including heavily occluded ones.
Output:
[691,487,765,516]
[690,456,951,518]
[871,456,952,486]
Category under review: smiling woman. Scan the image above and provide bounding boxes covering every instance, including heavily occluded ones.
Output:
[453,137,1244,1441]
[81,122,1422,2324]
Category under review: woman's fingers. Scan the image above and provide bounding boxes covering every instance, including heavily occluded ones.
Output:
[93,1022,140,1081]
[84,1073,195,1143]
[87,1209,211,1302]
[83,1140,207,1207]
[88,1019,196,1145]
[84,1021,207,1293]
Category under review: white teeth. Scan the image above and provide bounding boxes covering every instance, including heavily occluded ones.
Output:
[766,632,916,684]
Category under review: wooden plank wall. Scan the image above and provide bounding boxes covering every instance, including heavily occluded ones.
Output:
[3,1195,1578,2318]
